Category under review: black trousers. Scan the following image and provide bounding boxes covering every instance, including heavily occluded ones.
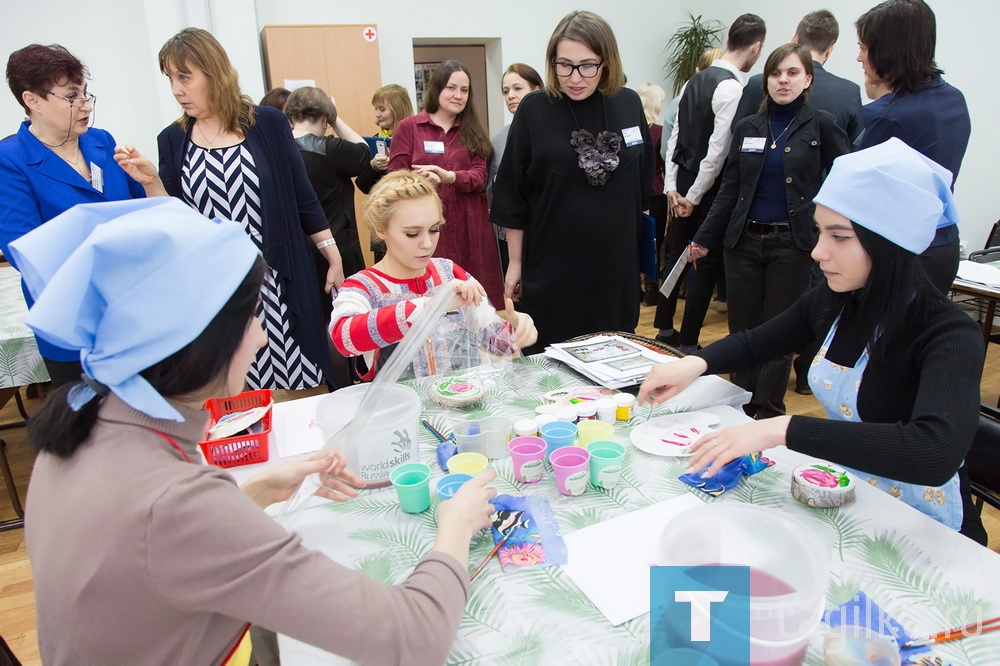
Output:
[725,228,813,418]
[653,172,722,346]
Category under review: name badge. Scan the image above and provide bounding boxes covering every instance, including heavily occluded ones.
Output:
[424,141,445,154]
[622,126,643,147]
[741,137,767,153]
[90,162,104,194]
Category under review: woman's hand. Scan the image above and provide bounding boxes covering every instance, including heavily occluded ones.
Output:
[114,144,167,196]
[637,356,708,406]
[447,278,487,309]
[504,296,537,350]
[240,450,365,508]
[685,416,791,478]
[504,263,522,302]
[370,155,389,172]
[437,469,498,537]
[412,164,455,185]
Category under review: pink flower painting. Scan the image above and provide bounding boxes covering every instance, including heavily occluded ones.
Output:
[499,542,546,569]
[800,468,839,488]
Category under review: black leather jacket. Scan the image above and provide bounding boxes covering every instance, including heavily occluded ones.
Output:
[693,103,850,252]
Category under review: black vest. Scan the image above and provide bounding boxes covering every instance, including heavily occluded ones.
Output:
[672,66,739,173]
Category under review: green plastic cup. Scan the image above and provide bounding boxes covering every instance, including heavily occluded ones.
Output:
[390,462,432,513]
[586,440,627,489]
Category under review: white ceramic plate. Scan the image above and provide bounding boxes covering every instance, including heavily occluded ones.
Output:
[629,412,721,457]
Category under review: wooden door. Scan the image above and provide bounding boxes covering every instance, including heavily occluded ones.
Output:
[262,24,384,268]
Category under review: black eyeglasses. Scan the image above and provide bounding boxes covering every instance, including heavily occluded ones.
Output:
[553,61,604,79]
[46,91,97,108]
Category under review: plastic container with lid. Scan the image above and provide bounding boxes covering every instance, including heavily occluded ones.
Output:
[595,397,616,423]
[555,406,578,423]
[513,418,539,438]
[575,403,597,421]
[614,394,636,421]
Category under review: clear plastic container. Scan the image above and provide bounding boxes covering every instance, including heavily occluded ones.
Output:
[658,503,829,666]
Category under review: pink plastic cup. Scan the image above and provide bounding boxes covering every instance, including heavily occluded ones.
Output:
[507,436,546,483]
[550,446,591,496]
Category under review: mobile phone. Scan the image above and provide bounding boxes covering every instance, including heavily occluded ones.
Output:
[376,140,387,157]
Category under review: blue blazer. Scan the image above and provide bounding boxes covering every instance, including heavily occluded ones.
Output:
[0,121,145,361]
[157,106,335,382]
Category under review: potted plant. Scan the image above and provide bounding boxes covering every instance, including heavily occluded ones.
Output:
[663,13,725,96]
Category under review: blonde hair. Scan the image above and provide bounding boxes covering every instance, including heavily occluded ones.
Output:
[158,28,255,135]
[697,47,724,72]
[636,82,666,125]
[363,171,445,240]
[544,11,626,98]
[371,83,413,132]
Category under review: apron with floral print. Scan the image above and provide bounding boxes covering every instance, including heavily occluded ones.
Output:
[807,315,963,530]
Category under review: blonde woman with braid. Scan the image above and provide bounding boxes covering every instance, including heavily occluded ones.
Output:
[330,171,536,380]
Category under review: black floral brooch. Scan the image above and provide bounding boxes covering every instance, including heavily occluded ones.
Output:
[570,129,622,186]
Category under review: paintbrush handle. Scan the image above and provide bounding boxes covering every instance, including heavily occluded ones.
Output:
[469,534,510,582]
[904,622,1000,649]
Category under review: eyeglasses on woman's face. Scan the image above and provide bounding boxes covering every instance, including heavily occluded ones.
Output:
[46,90,97,108]
[553,61,603,78]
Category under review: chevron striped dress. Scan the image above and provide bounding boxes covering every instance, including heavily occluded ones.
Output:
[181,143,324,390]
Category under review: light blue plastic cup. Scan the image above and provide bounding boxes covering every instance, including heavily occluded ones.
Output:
[540,421,578,461]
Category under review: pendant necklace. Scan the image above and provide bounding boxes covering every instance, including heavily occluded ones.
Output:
[199,122,224,151]
[769,111,800,150]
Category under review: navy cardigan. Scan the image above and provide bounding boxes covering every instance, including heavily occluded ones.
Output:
[157,106,334,382]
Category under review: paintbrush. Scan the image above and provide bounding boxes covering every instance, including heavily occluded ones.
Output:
[469,529,512,582]
[421,419,453,443]
[901,616,1000,649]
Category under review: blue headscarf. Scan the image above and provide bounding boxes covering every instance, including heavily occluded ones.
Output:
[8,198,259,421]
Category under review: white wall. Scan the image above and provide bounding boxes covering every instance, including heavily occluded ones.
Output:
[2,0,996,249]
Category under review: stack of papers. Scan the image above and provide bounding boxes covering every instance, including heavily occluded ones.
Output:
[955,260,1000,291]
[545,334,678,388]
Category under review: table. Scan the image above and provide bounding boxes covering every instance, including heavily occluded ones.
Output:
[231,358,1000,665]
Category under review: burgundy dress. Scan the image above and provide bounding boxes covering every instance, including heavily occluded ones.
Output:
[388,110,504,307]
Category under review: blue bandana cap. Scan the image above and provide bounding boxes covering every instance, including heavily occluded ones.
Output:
[813,137,959,254]
[8,198,258,421]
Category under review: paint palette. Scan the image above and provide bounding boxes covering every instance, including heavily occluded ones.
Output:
[629,412,721,457]
[536,386,620,414]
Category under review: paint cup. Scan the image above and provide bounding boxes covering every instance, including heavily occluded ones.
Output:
[586,440,627,489]
[577,420,615,448]
[480,416,513,459]
[539,421,578,461]
[446,452,489,476]
[550,446,590,496]
[453,420,487,456]
[435,473,474,501]
[389,462,432,513]
[507,436,547,483]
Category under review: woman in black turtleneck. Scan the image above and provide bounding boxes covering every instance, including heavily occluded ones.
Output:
[689,43,850,419]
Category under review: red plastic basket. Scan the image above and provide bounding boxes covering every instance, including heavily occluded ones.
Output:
[198,389,272,468]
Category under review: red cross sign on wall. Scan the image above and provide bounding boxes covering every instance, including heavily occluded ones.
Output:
[363,27,377,42]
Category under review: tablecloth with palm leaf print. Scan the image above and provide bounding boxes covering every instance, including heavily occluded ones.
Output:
[0,266,49,389]
[275,356,1000,666]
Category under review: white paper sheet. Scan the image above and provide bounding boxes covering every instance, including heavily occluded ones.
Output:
[956,259,1000,290]
[283,78,316,90]
[561,494,705,625]
[659,248,691,297]
[271,393,327,458]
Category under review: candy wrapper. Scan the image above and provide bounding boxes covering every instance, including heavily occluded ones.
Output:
[679,452,774,496]
[488,495,567,571]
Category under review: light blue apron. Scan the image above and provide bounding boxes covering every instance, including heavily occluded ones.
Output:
[808,315,963,530]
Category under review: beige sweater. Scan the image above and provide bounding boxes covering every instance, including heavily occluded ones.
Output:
[26,395,468,665]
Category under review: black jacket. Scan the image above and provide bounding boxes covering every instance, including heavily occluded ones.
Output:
[693,103,850,252]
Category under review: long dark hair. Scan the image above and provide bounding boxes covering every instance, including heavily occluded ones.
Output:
[832,224,946,361]
[856,0,942,95]
[28,256,266,458]
[423,60,492,159]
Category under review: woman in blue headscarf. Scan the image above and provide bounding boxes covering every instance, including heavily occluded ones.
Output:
[639,139,985,542]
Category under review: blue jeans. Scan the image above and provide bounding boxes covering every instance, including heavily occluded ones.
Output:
[725,228,812,418]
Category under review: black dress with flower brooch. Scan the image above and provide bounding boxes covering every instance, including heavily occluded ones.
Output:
[491,88,653,352]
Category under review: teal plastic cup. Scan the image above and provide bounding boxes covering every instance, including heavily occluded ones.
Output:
[540,421,578,461]
[390,462,432,513]
[586,440,627,489]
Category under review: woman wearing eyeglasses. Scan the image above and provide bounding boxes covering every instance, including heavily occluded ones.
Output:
[491,11,653,351]
[0,43,166,386]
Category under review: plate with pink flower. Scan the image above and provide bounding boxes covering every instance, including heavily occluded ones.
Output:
[629,411,720,457]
